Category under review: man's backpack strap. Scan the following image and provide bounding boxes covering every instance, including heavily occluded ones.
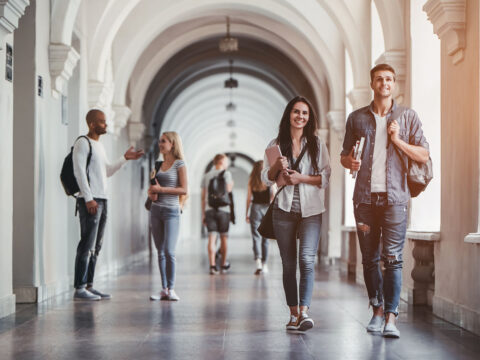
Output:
[76,136,93,186]
[73,136,92,216]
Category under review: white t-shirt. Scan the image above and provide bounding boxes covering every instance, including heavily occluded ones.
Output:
[72,136,127,202]
[371,113,388,192]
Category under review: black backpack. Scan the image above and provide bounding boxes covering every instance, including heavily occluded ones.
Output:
[208,170,230,208]
[60,136,92,197]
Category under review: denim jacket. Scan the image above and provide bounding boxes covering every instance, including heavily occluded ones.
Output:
[262,136,331,217]
[341,100,429,205]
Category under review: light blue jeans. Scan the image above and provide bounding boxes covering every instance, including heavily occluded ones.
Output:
[249,203,269,261]
[354,193,408,316]
[272,207,322,307]
[150,205,180,289]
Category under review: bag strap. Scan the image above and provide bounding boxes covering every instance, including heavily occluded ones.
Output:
[152,161,163,180]
[271,145,308,201]
[388,107,409,173]
[74,136,93,187]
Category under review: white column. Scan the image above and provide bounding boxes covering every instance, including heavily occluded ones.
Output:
[0,0,29,318]
[326,110,346,259]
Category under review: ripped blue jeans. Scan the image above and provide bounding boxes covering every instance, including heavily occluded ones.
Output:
[354,193,408,316]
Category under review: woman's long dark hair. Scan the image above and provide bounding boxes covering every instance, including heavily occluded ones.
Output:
[276,96,320,173]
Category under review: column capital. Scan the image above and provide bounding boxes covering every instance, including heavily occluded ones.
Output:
[0,0,29,49]
[326,110,345,141]
[317,128,329,145]
[128,121,145,146]
[347,87,371,110]
[423,0,466,65]
[88,80,113,109]
[111,104,131,136]
[49,43,80,98]
[375,50,406,104]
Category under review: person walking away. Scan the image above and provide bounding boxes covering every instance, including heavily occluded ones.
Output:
[246,160,273,274]
[201,154,234,275]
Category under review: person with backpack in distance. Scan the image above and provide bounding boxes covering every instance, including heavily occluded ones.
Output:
[340,64,430,338]
[261,96,331,332]
[201,154,234,275]
[246,160,273,275]
[72,109,144,301]
[147,132,187,301]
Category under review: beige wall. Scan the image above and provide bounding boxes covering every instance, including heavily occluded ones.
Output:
[433,0,480,335]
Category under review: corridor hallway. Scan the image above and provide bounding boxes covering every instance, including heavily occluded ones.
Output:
[0,239,478,360]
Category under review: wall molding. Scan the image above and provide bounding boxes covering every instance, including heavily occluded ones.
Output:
[0,294,15,319]
[433,294,480,336]
[424,0,466,65]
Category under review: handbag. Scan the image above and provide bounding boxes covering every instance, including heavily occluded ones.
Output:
[390,107,433,198]
[145,161,163,211]
[257,146,307,239]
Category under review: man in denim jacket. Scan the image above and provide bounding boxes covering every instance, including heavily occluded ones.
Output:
[340,64,429,338]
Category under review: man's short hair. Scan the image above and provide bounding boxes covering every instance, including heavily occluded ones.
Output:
[213,154,227,165]
[86,109,104,125]
[370,64,396,82]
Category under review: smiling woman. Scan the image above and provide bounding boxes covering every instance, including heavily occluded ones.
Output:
[261,96,331,332]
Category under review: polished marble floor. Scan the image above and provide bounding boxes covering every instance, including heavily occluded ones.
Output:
[1,238,479,360]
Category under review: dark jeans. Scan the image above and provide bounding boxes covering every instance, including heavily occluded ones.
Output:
[353,193,408,316]
[150,205,181,289]
[74,198,107,289]
[249,203,269,261]
[272,207,322,307]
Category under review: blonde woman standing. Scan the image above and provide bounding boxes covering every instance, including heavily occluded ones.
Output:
[148,132,188,301]
[246,160,273,274]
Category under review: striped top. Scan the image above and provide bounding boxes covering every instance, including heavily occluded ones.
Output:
[152,159,185,208]
[290,156,301,213]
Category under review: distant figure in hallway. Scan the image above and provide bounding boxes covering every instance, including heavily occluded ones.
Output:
[340,64,430,338]
[246,160,273,275]
[148,132,188,301]
[261,96,331,332]
[72,109,144,301]
[202,154,234,275]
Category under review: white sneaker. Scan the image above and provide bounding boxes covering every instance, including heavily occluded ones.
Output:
[150,288,169,301]
[74,288,101,301]
[262,262,269,274]
[254,258,262,275]
[168,289,180,301]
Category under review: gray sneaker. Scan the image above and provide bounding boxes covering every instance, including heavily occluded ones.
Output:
[74,288,101,301]
[383,322,401,338]
[87,288,111,299]
[366,315,384,332]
